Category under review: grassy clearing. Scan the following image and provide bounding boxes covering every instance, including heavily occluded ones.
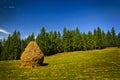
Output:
[0,47,120,80]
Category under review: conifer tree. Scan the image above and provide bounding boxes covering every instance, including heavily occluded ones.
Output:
[106,30,112,47]
[0,26,120,59]
[96,27,103,49]
[44,32,51,55]
[72,27,82,51]
[102,31,107,48]
[63,27,68,52]
[26,32,35,45]
[0,39,3,60]
[20,39,25,53]
[1,35,11,60]
[87,31,94,50]
[111,27,117,46]
[36,27,48,55]
[117,32,120,47]
[93,28,97,49]
[1,31,21,60]
[81,33,87,50]
[48,31,57,54]
[57,31,63,52]
[62,27,74,52]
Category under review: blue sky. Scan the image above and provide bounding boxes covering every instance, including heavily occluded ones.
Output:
[0,0,120,39]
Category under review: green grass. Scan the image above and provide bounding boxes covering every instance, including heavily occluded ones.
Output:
[0,48,120,80]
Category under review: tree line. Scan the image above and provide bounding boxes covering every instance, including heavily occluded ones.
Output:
[0,26,120,60]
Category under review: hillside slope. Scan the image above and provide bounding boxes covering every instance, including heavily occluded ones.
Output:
[0,48,120,79]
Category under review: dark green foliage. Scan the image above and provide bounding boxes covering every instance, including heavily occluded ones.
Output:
[49,31,58,54]
[1,31,21,60]
[0,40,3,60]
[81,33,87,50]
[63,29,74,52]
[96,27,104,49]
[106,30,112,47]
[20,39,27,53]
[62,27,68,52]
[26,32,35,45]
[0,40,2,53]
[57,31,63,53]
[102,31,107,48]
[36,27,62,55]
[111,27,117,46]
[36,27,56,55]
[117,32,120,47]
[0,26,119,60]
[36,27,47,54]
[93,29,97,49]
[0,35,11,60]
[72,27,82,51]
[86,31,94,50]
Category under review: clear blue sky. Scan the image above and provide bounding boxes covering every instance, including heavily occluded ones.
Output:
[0,0,120,39]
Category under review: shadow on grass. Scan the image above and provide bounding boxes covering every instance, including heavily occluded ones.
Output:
[41,63,49,66]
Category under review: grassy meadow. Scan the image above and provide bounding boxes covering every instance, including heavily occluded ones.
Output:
[0,47,120,80]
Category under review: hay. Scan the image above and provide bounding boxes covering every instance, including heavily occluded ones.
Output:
[20,41,44,68]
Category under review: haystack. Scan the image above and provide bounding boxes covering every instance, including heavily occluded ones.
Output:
[20,41,44,68]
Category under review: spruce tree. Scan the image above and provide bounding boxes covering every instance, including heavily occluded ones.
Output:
[44,32,51,55]
[1,35,11,60]
[106,30,112,47]
[57,31,63,52]
[36,27,48,55]
[87,31,94,50]
[96,27,103,49]
[102,31,107,48]
[26,32,35,45]
[9,31,21,60]
[72,27,82,51]
[0,39,3,60]
[117,32,120,48]
[111,27,117,47]
[1,31,21,60]
[93,28,97,49]
[81,33,87,50]
[63,27,68,52]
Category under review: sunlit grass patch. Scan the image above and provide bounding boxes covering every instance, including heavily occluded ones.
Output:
[0,47,120,79]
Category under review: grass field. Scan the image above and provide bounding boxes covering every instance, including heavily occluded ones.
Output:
[0,48,120,80]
